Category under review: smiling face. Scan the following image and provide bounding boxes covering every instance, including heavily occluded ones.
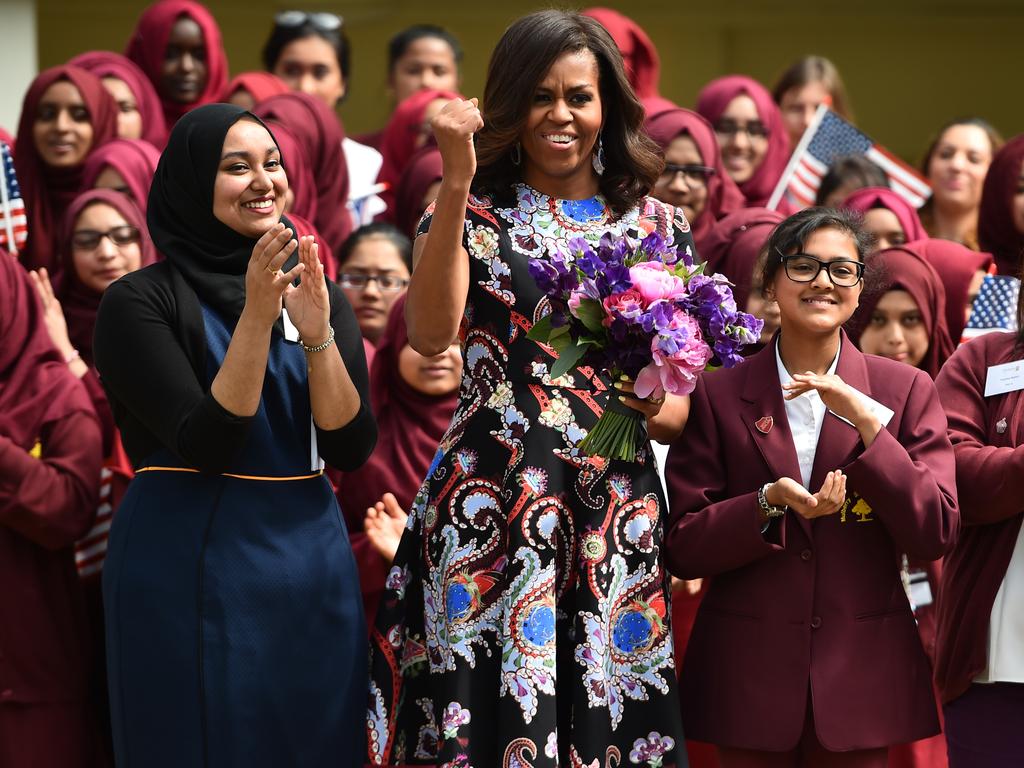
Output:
[714,94,768,185]
[212,119,288,239]
[397,342,462,396]
[769,227,864,339]
[273,35,345,108]
[857,289,928,367]
[101,76,143,140]
[71,202,143,293]
[926,124,994,212]
[652,134,708,223]
[32,80,94,168]
[862,207,907,251]
[161,16,208,104]
[519,49,603,200]
[390,36,459,104]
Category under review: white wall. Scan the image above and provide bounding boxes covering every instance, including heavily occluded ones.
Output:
[0,0,38,134]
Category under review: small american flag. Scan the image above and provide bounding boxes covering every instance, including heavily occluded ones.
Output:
[768,106,932,212]
[0,139,27,255]
[961,274,1020,344]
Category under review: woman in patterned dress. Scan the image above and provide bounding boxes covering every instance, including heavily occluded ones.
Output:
[367,10,693,768]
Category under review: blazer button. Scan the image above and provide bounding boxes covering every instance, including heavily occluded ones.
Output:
[800,549,812,561]
[810,616,822,629]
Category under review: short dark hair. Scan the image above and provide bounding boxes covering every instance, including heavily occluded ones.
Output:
[473,10,662,218]
[262,18,351,82]
[337,223,413,273]
[760,207,877,292]
[388,25,463,72]
[815,155,889,206]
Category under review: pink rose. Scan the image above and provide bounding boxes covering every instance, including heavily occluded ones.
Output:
[601,287,646,326]
[634,313,713,399]
[628,263,686,304]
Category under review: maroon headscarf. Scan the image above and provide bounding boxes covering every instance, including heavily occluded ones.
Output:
[124,0,229,131]
[700,207,785,309]
[905,238,995,342]
[395,147,443,239]
[696,75,791,208]
[268,123,317,223]
[841,186,928,245]
[252,92,351,255]
[978,134,1024,277]
[378,88,461,219]
[14,66,118,280]
[644,107,746,252]
[582,8,660,103]
[80,138,161,218]
[0,250,95,450]
[340,293,459,519]
[59,189,157,366]
[847,246,955,378]
[220,71,290,105]
[67,50,168,148]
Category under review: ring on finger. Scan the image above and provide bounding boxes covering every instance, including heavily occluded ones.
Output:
[646,395,665,405]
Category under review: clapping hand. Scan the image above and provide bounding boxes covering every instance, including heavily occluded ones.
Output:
[765,470,847,520]
[244,223,303,328]
[283,235,330,345]
[365,493,409,563]
[783,372,881,444]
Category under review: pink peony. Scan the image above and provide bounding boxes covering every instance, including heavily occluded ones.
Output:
[628,262,687,304]
[601,287,646,326]
[634,313,713,399]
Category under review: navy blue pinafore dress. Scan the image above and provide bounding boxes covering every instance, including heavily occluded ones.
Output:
[104,304,366,767]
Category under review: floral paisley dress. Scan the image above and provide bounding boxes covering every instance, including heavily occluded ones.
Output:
[367,184,694,768]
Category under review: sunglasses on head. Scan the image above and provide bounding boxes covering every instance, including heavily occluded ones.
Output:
[274,10,343,32]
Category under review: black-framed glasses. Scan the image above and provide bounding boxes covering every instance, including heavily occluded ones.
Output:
[338,273,410,292]
[658,163,716,186]
[274,11,343,32]
[713,119,769,140]
[778,251,864,287]
[71,225,141,250]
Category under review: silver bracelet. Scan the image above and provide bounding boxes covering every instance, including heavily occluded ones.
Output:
[299,326,335,353]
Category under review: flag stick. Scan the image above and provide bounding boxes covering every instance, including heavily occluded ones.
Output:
[766,103,830,212]
[0,145,17,257]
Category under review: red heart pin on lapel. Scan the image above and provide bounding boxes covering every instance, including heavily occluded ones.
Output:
[755,416,773,434]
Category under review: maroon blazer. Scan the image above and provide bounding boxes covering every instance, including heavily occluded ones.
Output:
[933,331,1024,704]
[665,333,958,752]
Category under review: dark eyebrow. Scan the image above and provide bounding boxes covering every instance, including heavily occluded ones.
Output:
[220,146,280,162]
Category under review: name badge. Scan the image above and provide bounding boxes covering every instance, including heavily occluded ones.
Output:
[281,308,301,342]
[984,360,1024,397]
[829,388,894,429]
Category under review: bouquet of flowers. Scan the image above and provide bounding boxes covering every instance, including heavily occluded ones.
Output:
[527,231,763,461]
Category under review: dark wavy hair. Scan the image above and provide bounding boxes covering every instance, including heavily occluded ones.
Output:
[472,10,662,217]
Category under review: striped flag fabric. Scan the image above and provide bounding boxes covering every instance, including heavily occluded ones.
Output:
[767,106,932,212]
[960,274,1020,344]
[0,139,27,255]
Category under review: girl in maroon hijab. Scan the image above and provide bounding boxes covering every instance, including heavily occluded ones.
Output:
[646,107,745,253]
[910,238,995,342]
[14,65,118,282]
[252,91,352,255]
[67,51,167,148]
[219,71,290,110]
[377,87,461,220]
[124,0,228,132]
[81,138,160,218]
[697,75,791,208]
[394,146,442,238]
[338,294,460,626]
[582,8,661,109]
[0,250,103,768]
[842,186,928,252]
[978,133,1024,277]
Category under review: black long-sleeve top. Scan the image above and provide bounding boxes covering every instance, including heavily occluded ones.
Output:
[93,262,376,474]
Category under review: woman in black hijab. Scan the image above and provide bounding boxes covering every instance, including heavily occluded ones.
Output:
[94,104,376,768]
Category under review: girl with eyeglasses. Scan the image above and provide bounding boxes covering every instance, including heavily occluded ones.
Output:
[666,207,958,768]
[335,223,412,348]
[696,76,791,209]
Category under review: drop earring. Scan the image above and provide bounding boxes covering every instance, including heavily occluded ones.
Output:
[592,133,606,176]
[511,142,521,166]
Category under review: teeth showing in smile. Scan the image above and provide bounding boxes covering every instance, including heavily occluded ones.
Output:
[545,134,575,144]
[243,199,274,210]
[802,297,835,305]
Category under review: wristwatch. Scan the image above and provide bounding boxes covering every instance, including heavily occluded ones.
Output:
[757,483,787,519]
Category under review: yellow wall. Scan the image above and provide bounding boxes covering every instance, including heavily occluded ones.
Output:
[35,0,1024,164]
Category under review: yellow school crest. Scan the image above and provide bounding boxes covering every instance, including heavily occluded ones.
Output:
[840,495,873,523]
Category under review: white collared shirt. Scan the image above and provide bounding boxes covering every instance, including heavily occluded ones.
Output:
[977,521,1024,684]
[775,339,840,488]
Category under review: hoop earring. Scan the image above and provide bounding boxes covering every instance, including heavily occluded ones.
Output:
[592,133,606,176]
[511,142,521,166]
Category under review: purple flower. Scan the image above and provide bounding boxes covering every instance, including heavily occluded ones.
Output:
[629,731,675,766]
